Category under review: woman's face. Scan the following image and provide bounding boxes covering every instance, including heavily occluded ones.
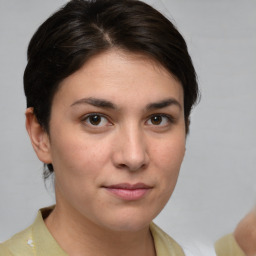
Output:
[44,50,185,231]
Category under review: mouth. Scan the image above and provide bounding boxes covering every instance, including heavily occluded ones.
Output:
[102,183,153,201]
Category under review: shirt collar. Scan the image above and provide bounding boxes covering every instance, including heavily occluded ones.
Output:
[31,206,184,256]
[31,206,68,256]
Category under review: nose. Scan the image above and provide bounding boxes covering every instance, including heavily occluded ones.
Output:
[112,125,149,172]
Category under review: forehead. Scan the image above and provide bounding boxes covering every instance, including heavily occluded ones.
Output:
[54,49,184,109]
[65,50,176,80]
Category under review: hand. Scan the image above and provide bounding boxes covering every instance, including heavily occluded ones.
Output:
[234,208,256,256]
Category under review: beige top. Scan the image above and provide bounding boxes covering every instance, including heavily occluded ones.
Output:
[0,206,185,256]
[215,234,246,256]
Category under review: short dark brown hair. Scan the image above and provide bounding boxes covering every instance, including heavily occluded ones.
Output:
[24,0,199,178]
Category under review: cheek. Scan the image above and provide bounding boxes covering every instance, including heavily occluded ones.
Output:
[152,135,185,169]
[151,135,185,192]
[50,134,113,205]
[49,131,112,177]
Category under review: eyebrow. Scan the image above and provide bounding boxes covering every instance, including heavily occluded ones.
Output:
[71,97,117,109]
[146,98,182,110]
[70,97,181,110]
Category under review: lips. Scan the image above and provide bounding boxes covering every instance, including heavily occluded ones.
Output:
[103,183,152,201]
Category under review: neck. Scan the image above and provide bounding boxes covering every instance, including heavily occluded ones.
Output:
[45,203,156,256]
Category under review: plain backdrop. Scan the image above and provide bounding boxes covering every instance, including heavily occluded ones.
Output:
[0,0,255,250]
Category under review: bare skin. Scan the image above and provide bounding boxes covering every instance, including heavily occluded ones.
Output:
[26,49,185,256]
[234,208,256,256]
[45,204,156,256]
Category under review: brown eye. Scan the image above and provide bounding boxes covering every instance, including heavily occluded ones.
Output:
[146,114,172,126]
[151,115,162,125]
[89,115,101,125]
[83,114,109,127]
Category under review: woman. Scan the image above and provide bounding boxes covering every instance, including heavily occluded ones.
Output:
[0,0,199,255]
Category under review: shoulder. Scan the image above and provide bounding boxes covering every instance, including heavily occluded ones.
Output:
[0,243,14,255]
[0,206,67,256]
[215,234,246,256]
[150,222,185,256]
[0,225,35,255]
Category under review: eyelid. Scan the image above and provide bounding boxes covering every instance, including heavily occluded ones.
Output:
[81,112,113,127]
[80,112,175,128]
[146,113,175,126]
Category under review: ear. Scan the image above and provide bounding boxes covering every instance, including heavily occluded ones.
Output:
[25,107,52,164]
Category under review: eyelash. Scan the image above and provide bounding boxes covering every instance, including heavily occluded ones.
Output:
[81,113,112,127]
[146,114,175,126]
[81,113,175,128]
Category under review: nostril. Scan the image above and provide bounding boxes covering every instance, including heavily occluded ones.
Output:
[117,163,127,169]
[116,162,147,172]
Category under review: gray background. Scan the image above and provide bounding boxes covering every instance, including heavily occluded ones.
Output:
[0,0,255,249]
